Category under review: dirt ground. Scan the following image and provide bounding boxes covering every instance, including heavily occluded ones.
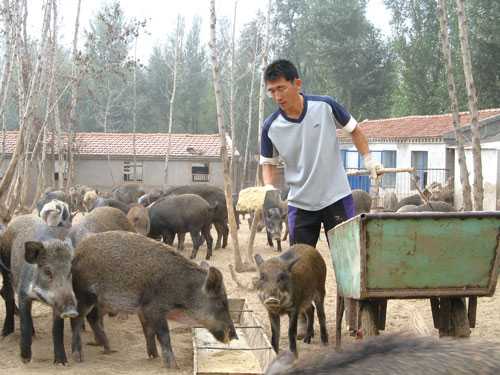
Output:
[1,224,499,374]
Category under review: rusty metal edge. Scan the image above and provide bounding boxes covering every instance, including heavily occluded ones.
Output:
[360,211,500,220]
[362,288,495,299]
[359,215,368,299]
[487,229,500,295]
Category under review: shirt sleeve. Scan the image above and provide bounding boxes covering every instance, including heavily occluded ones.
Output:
[325,96,357,133]
[260,117,280,165]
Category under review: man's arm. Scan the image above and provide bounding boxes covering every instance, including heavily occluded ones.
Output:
[350,126,369,156]
[350,126,382,179]
[262,164,279,186]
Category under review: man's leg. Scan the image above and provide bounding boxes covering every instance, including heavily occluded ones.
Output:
[322,194,356,334]
[288,206,322,247]
[322,194,355,240]
[288,205,322,339]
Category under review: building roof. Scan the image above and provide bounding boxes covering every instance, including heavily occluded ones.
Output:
[338,108,500,143]
[0,131,238,160]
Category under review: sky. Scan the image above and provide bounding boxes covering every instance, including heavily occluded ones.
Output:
[32,0,392,62]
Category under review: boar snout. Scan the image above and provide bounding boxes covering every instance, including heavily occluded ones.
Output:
[264,297,281,307]
[60,306,78,319]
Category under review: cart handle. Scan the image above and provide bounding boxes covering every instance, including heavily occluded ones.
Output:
[347,167,415,176]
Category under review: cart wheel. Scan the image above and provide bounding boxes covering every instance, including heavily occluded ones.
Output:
[450,298,471,337]
[359,301,379,337]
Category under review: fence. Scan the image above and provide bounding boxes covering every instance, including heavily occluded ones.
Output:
[346,168,450,199]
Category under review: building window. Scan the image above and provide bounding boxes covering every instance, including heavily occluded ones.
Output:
[356,150,397,188]
[380,150,396,188]
[411,151,428,190]
[123,161,143,182]
[192,162,209,182]
[54,162,68,183]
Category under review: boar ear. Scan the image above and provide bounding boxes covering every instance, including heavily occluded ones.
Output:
[199,260,210,271]
[25,241,45,264]
[204,267,223,295]
[254,254,264,266]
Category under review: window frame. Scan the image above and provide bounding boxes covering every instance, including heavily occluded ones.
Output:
[123,160,144,182]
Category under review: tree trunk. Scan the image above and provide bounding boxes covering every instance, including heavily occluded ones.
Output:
[65,0,82,192]
[164,15,183,188]
[437,0,472,211]
[455,0,483,211]
[17,0,52,211]
[132,36,138,181]
[229,0,238,190]
[209,0,253,272]
[255,0,272,186]
[241,33,259,190]
[103,79,116,186]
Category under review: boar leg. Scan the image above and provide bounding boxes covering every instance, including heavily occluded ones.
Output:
[214,223,222,249]
[71,315,85,362]
[71,294,97,362]
[276,239,282,252]
[85,307,105,346]
[190,231,203,259]
[315,293,329,345]
[138,311,158,358]
[303,305,315,344]
[52,314,68,365]
[147,313,178,369]
[222,223,228,248]
[288,309,299,356]
[86,305,113,354]
[177,233,186,251]
[267,230,274,248]
[19,296,34,363]
[269,312,281,353]
[1,274,15,337]
[201,224,213,260]
[282,221,289,241]
[162,231,175,246]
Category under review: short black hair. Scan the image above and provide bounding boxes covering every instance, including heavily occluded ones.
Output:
[264,59,299,83]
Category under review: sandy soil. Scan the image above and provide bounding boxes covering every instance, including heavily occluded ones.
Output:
[0,224,499,374]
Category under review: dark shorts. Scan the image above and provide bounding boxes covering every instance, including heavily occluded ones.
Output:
[287,194,355,247]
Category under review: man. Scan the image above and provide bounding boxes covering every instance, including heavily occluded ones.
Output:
[260,59,382,247]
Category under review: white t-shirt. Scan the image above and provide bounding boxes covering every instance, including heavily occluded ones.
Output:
[260,94,357,211]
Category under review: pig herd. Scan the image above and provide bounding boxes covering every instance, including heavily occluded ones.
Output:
[0,183,499,374]
[0,183,238,368]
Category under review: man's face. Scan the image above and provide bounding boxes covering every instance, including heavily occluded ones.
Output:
[266,77,302,112]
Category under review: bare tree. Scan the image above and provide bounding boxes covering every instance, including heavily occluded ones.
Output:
[437,0,472,211]
[163,15,184,188]
[0,0,16,127]
[132,35,138,181]
[246,0,272,262]
[31,0,60,208]
[65,0,82,192]
[254,0,272,186]
[209,0,254,272]
[229,0,238,188]
[455,0,483,211]
[241,34,259,190]
[19,0,54,210]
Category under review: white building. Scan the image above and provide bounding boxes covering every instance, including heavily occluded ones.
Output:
[338,109,500,205]
[443,115,500,210]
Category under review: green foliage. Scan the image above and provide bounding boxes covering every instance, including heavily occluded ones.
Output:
[3,0,499,143]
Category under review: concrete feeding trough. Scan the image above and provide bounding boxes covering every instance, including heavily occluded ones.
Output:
[193,298,276,375]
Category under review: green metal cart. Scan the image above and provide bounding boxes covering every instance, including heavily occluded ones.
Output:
[327,211,500,348]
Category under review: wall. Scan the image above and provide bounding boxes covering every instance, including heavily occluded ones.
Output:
[74,158,224,191]
[340,142,449,198]
[454,147,499,210]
